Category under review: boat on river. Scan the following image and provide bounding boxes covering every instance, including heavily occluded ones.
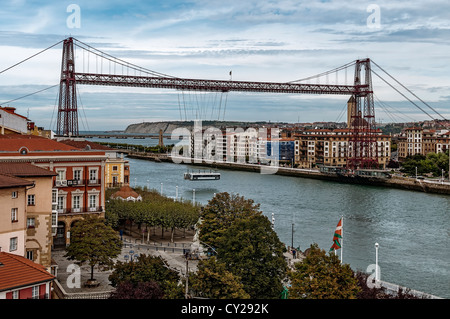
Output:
[184,169,221,181]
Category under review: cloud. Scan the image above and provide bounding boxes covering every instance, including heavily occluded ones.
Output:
[1,0,450,130]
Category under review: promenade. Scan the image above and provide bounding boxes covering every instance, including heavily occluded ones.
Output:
[51,225,301,299]
[52,226,200,298]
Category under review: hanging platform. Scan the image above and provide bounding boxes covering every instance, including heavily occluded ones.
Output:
[184,170,221,181]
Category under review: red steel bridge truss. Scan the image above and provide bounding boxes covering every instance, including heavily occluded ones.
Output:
[58,37,376,168]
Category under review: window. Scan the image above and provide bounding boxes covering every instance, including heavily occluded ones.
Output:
[52,189,58,204]
[112,166,118,171]
[11,208,18,222]
[32,286,39,299]
[12,291,19,299]
[73,195,81,210]
[27,194,35,206]
[56,170,66,181]
[26,250,33,261]
[51,211,58,228]
[11,191,17,199]
[73,169,82,181]
[89,195,97,208]
[89,169,97,181]
[10,237,18,251]
[57,196,64,212]
[27,218,35,228]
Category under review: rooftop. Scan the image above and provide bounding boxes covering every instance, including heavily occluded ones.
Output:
[0,162,57,177]
[0,134,78,152]
[0,173,34,189]
[0,251,55,292]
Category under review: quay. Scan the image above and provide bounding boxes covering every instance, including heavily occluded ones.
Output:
[125,152,450,196]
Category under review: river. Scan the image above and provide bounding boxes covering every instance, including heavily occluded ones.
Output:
[87,134,450,298]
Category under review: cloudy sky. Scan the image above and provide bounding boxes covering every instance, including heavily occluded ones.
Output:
[0,0,449,131]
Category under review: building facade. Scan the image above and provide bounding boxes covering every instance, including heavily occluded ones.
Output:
[0,251,55,299]
[0,163,57,269]
[0,135,108,248]
[0,174,33,257]
[294,128,391,169]
[397,127,450,158]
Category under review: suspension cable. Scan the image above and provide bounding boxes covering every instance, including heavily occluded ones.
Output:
[372,60,446,120]
[0,40,64,75]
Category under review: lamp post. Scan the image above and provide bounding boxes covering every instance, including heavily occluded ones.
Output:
[193,189,196,205]
[375,243,379,283]
[176,186,178,200]
[160,182,163,195]
[124,249,139,262]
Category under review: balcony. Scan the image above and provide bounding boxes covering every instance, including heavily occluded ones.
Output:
[54,179,86,187]
[54,180,67,187]
[57,207,104,215]
[88,178,101,185]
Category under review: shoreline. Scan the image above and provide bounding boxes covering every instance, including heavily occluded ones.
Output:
[125,152,450,196]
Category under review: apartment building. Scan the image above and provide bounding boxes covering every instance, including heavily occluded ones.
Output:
[57,139,130,188]
[0,174,33,257]
[397,127,450,158]
[0,163,57,269]
[294,128,391,169]
[0,134,108,248]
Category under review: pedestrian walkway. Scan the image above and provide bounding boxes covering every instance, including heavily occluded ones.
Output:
[52,226,197,298]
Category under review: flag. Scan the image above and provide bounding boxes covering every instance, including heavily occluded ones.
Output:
[329,217,343,252]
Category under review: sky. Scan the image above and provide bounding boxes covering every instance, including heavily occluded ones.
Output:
[0,0,449,131]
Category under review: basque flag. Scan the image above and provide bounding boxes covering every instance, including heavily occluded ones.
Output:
[329,217,343,252]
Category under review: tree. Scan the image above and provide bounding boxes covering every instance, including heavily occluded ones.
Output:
[189,257,250,299]
[109,280,164,299]
[355,271,420,299]
[215,214,288,298]
[109,254,184,298]
[288,243,360,299]
[198,192,287,298]
[64,215,122,284]
[199,192,262,249]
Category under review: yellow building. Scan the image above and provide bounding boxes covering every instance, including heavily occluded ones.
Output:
[57,139,130,188]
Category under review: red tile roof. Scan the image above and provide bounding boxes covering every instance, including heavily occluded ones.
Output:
[0,173,34,189]
[58,139,114,150]
[0,163,57,177]
[0,134,79,152]
[111,186,141,200]
[0,252,55,291]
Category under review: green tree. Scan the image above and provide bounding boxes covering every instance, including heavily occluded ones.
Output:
[189,257,250,299]
[199,193,287,298]
[288,243,360,299]
[64,215,122,283]
[109,254,184,298]
[199,192,262,249]
[215,214,288,298]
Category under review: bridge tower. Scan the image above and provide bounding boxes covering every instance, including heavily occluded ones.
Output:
[347,58,378,169]
[56,37,79,136]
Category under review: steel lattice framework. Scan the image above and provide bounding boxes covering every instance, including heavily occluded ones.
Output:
[56,37,377,168]
[74,72,363,95]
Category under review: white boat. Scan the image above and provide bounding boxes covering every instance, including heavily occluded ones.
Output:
[184,170,221,181]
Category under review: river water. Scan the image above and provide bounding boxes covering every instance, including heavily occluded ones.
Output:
[89,134,450,298]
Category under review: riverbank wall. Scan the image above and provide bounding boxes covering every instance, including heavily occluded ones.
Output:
[125,152,450,196]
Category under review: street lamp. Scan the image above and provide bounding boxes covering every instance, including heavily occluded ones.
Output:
[124,249,139,262]
[375,243,379,283]
[193,189,196,205]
